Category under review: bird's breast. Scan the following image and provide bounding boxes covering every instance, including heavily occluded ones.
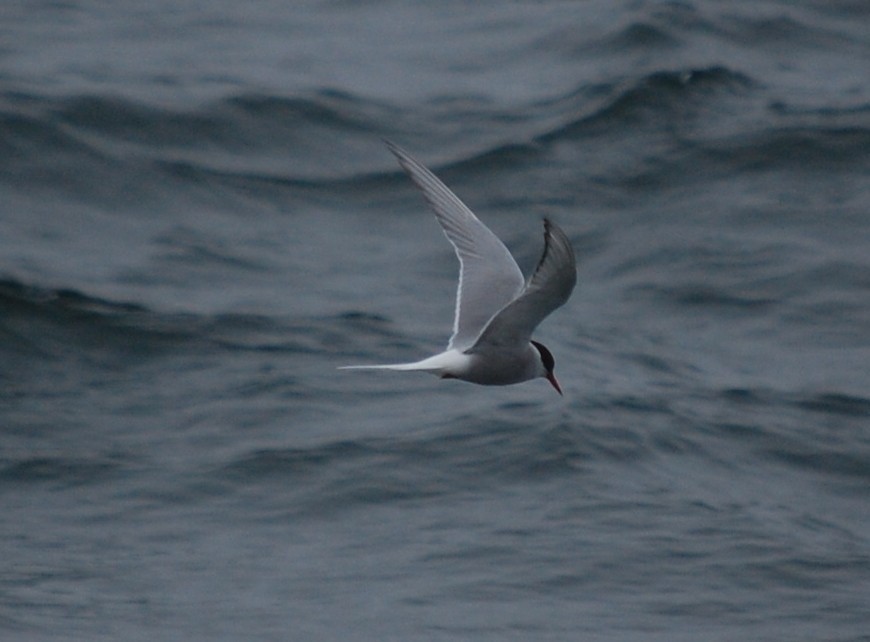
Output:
[456,345,540,386]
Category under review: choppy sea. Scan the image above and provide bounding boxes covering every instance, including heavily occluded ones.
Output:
[2,1,869,640]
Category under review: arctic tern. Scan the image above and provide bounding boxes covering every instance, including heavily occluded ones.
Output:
[340,141,576,394]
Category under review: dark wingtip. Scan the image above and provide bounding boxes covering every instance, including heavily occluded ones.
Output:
[542,217,565,244]
[533,218,557,277]
[536,217,576,282]
[383,138,409,161]
[383,139,419,174]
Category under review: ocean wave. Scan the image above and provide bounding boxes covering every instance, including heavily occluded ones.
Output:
[405,66,758,173]
[589,20,681,53]
[215,400,686,506]
[0,455,122,487]
[792,392,870,418]
[199,377,870,521]
[0,279,414,365]
[0,279,244,361]
[715,11,868,51]
[277,65,766,189]
[0,88,398,201]
[0,88,391,151]
[0,106,388,212]
[213,423,594,516]
[4,65,864,200]
[763,440,869,482]
[691,123,870,175]
[0,67,762,176]
[710,387,870,482]
[532,66,754,142]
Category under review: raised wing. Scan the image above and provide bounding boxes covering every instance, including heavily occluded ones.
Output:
[386,141,525,351]
[471,219,576,350]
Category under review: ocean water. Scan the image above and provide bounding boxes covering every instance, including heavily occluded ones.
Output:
[2,1,869,640]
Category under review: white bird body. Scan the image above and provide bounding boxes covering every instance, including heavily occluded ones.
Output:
[348,344,545,386]
[341,141,577,394]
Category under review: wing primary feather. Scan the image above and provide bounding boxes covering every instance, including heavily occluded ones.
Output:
[384,141,525,351]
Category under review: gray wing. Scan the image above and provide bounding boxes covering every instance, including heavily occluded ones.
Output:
[471,219,576,350]
[386,141,525,351]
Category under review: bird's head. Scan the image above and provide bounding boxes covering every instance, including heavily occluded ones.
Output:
[531,340,562,395]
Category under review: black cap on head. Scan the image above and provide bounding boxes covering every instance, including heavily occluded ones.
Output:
[531,340,555,372]
[531,340,562,395]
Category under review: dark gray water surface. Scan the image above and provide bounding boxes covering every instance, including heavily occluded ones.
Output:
[2,1,869,640]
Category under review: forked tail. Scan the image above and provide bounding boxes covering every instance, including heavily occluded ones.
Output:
[338,350,466,376]
[338,363,429,372]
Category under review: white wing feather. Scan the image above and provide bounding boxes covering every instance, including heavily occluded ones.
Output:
[385,141,524,351]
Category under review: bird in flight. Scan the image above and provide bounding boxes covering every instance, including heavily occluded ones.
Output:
[341,141,576,394]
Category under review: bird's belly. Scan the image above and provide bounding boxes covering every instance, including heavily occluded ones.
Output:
[458,350,538,386]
